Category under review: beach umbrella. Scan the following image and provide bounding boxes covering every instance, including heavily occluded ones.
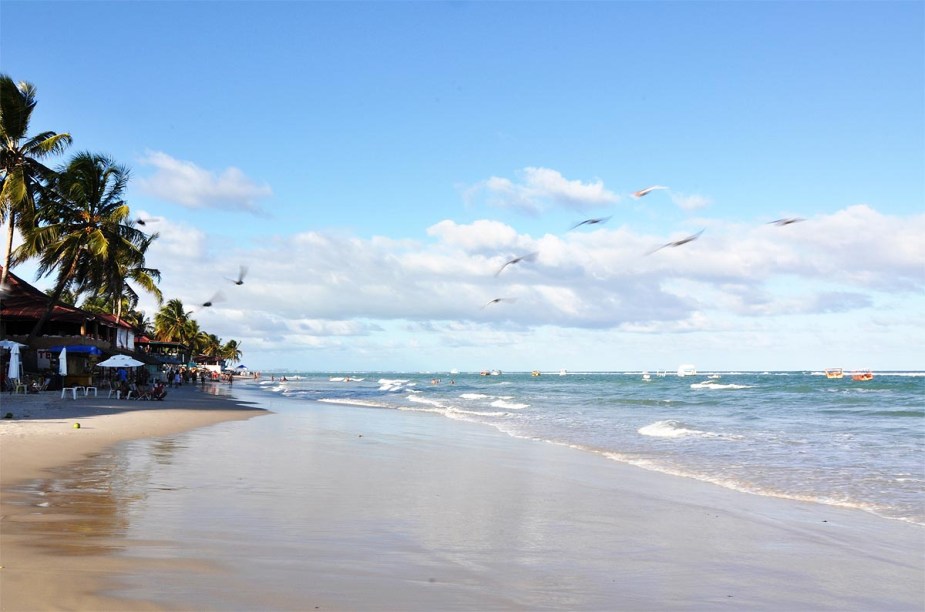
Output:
[7,345,22,381]
[58,347,68,376]
[0,339,26,350]
[97,354,144,368]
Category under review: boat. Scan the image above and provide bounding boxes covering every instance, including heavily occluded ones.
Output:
[531,370,541,377]
[677,364,697,377]
[825,368,844,379]
[559,369,567,376]
[642,371,651,381]
[851,370,874,381]
[490,370,501,376]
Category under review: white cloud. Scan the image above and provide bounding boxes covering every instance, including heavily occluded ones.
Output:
[136,151,272,213]
[128,204,924,371]
[467,167,620,213]
[427,219,519,251]
[669,192,712,211]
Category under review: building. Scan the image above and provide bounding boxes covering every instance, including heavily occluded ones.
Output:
[0,267,140,386]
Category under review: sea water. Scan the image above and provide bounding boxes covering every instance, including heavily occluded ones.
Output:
[257,370,924,525]
[8,371,923,609]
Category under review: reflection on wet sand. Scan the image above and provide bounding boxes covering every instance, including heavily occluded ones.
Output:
[5,450,135,557]
[6,430,196,549]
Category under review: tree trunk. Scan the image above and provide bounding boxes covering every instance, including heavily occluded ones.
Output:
[0,213,15,287]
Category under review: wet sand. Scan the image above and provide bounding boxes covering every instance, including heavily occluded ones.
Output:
[1,383,923,611]
[0,383,267,611]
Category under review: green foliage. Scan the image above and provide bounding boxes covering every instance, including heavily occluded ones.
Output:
[5,75,241,363]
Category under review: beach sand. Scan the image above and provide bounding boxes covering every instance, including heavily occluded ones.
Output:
[0,384,267,611]
[1,383,923,611]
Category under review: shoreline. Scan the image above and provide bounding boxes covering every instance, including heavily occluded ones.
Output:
[2,380,923,610]
[0,383,267,611]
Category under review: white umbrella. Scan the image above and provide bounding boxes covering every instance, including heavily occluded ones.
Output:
[7,345,22,382]
[0,339,26,350]
[59,347,68,376]
[97,354,144,368]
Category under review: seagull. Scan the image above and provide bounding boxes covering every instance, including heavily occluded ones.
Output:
[135,217,161,226]
[482,297,517,309]
[226,265,249,285]
[768,218,805,226]
[632,185,669,199]
[494,251,538,277]
[647,229,704,255]
[201,291,226,308]
[569,216,612,230]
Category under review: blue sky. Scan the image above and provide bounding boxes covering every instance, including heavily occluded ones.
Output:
[2,1,923,372]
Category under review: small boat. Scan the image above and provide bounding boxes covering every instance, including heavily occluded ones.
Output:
[531,370,541,377]
[851,371,874,381]
[642,371,651,381]
[490,370,501,376]
[559,369,567,376]
[825,368,844,379]
[677,364,697,377]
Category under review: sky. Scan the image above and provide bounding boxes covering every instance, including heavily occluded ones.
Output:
[1,1,923,373]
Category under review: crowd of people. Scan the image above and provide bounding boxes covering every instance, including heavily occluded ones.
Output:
[108,366,241,400]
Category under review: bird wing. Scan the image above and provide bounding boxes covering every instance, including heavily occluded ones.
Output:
[633,185,668,198]
[494,252,538,276]
[203,291,226,306]
[569,216,611,230]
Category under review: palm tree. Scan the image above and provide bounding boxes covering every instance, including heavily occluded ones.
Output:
[86,226,162,323]
[199,333,223,359]
[181,318,201,357]
[78,294,113,314]
[0,75,72,286]
[221,339,243,365]
[44,287,77,305]
[131,312,154,338]
[13,152,144,342]
[154,298,191,343]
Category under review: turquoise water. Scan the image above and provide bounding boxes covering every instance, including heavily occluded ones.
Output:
[257,370,924,524]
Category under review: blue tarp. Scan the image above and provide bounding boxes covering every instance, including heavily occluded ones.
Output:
[49,345,103,355]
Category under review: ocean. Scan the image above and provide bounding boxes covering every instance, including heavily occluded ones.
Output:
[258,370,924,525]
[10,370,923,609]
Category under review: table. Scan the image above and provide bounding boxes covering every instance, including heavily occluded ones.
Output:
[83,386,98,397]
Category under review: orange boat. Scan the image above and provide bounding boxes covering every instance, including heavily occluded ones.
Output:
[851,371,874,381]
[825,368,844,379]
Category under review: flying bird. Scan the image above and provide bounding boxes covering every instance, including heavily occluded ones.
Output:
[494,251,538,277]
[768,218,805,226]
[226,265,249,285]
[201,291,226,308]
[632,185,669,199]
[482,297,517,309]
[569,216,612,230]
[647,230,704,255]
[135,217,161,226]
